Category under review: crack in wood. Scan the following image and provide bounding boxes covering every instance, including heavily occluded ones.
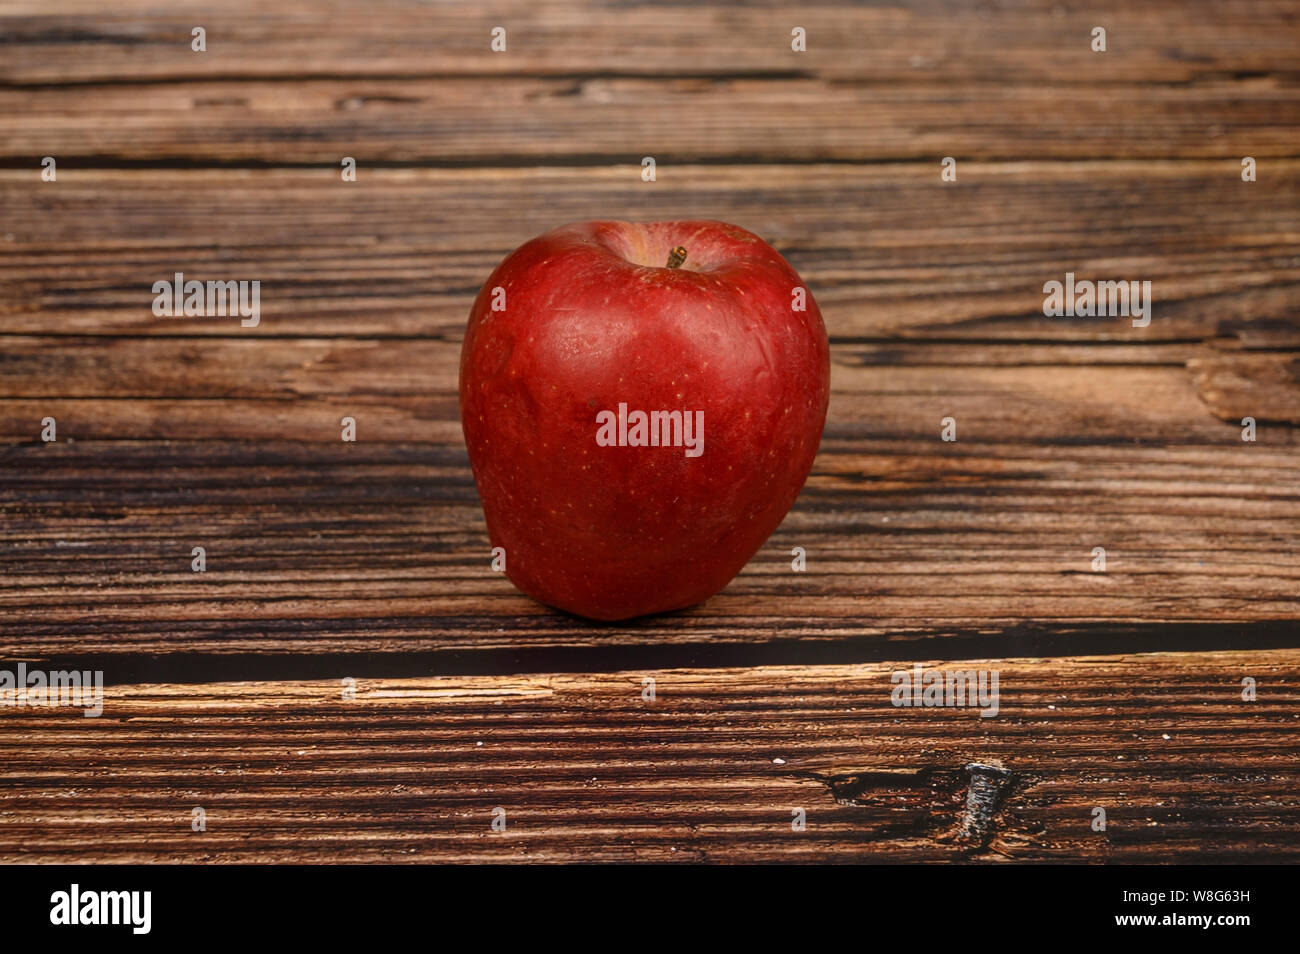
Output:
[801,761,1033,856]
[957,763,1015,849]
[9,620,1299,685]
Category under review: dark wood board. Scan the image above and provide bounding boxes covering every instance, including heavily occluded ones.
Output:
[0,0,1297,863]
[3,652,1298,863]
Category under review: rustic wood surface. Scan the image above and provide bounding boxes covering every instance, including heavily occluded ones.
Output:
[0,0,1297,863]
[3,652,1298,863]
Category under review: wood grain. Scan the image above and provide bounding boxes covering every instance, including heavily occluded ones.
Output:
[4,0,1297,87]
[1,0,1298,865]
[2,164,1298,341]
[2,651,1296,863]
[4,381,1297,661]
[6,76,1299,164]
[1188,349,1300,424]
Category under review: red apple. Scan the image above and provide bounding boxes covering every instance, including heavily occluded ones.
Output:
[459,220,830,620]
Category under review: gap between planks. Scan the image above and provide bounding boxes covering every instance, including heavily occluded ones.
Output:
[1,649,1296,862]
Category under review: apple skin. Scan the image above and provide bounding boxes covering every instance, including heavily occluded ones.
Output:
[459,220,830,621]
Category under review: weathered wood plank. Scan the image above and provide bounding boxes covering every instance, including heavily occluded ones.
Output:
[6,76,1298,163]
[0,337,1252,396]
[1188,349,1300,424]
[3,349,1295,441]
[2,0,1297,86]
[2,365,1296,658]
[1,651,1296,862]
[1,158,1295,657]
[2,164,1297,341]
[1,0,1295,869]
[0,337,1212,401]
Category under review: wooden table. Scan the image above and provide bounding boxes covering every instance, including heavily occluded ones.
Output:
[1,0,1297,863]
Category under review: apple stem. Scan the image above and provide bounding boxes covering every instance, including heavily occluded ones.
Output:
[666,246,688,269]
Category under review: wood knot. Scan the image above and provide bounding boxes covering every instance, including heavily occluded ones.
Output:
[958,762,1014,847]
